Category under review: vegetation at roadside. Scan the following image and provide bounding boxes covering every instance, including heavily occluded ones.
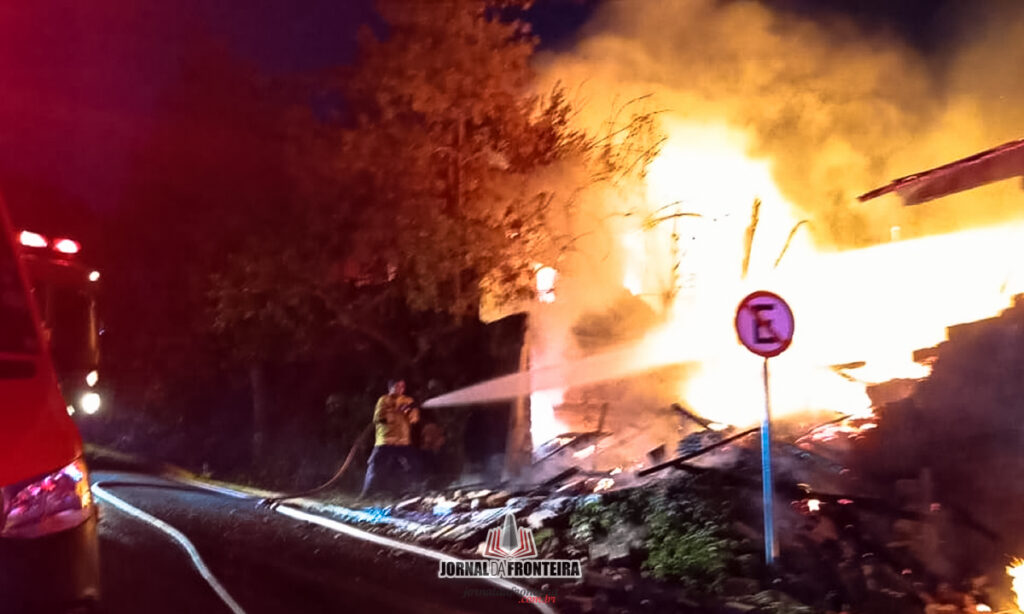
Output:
[569,475,741,594]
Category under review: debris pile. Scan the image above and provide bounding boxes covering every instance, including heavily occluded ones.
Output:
[318,331,1024,614]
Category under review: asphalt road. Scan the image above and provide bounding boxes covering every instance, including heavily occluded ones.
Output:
[90,469,551,614]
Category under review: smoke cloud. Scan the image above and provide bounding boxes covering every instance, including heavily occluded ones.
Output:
[539,0,1024,245]
[494,0,1024,461]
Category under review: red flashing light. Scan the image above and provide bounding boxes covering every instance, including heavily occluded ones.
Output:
[18,230,48,248]
[52,238,81,255]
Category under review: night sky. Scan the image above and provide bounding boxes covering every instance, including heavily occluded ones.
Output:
[0,0,962,228]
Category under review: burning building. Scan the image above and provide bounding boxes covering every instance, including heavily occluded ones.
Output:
[428,0,1024,476]
[503,0,1024,470]
[421,2,1024,608]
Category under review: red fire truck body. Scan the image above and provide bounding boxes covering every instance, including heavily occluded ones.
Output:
[0,201,101,611]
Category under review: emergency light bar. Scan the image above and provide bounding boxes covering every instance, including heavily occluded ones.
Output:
[18,230,48,248]
[17,230,82,255]
[52,238,81,255]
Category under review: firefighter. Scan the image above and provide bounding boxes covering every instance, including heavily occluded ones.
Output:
[361,379,421,497]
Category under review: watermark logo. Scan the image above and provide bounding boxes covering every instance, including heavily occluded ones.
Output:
[438,513,582,579]
[483,511,538,559]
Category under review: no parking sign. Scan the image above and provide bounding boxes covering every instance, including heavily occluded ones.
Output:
[734,290,794,566]
[735,290,794,358]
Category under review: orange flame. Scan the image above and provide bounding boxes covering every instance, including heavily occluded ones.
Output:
[517,119,1024,446]
[530,389,566,445]
[618,120,1024,427]
[1009,558,1023,612]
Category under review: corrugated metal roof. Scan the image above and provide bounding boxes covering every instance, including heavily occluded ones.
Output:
[858,137,1024,205]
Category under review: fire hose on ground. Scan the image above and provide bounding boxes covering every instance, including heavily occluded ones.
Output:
[256,422,375,509]
[91,434,559,614]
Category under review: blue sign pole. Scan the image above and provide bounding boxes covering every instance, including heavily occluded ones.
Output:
[736,290,792,568]
[761,357,778,565]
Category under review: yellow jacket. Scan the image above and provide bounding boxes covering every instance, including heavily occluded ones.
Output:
[373,393,419,446]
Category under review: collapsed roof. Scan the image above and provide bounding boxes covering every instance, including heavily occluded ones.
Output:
[858,137,1024,205]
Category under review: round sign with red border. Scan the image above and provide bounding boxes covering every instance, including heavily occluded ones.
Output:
[735,291,794,358]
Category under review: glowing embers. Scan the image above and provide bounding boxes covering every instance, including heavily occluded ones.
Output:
[803,416,879,444]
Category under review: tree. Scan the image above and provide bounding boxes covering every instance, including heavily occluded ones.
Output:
[288,0,661,478]
[323,0,657,322]
[108,37,306,460]
[206,0,661,469]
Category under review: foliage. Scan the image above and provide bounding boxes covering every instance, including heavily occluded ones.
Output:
[205,0,662,376]
[208,240,330,364]
[325,390,378,443]
[568,500,615,543]
[569,488,649,543]
[104,38,301,413]
[569,476,740,594]
[643,502,737,591]
[313,0,661,319]
[531,527,555,548]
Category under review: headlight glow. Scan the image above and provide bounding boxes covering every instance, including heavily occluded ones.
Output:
[80,392,101,415]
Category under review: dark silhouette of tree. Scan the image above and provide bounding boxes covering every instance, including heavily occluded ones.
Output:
[106,37,302,458]
[317,0,657,321]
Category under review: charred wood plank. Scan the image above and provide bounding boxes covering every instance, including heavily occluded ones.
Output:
[672,402,714,430]
[536,466,581,490]
[638,427,760,476]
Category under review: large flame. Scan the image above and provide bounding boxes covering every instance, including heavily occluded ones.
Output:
[1009,559,1023,612]
[613,120,1024,428]
[516,0,1024,448]
[530,389,566,445]
[517,118,1024,447]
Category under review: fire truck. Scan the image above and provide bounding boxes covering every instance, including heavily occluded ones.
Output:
[16,229,102,416]
[0,199,101,611]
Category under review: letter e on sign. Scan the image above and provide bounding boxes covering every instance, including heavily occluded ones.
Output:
[735,291,794,358]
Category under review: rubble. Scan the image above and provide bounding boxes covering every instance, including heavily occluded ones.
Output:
[394,496,421,511]
[588,524,648,567]
[527,507,561,529]
[721,602,758,613]
[720,577,761,597]
[639,426,760,477]
[483,491,510,507]
[537,467,583,490]
[306,391,1018,614]
[583,568,636,592]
